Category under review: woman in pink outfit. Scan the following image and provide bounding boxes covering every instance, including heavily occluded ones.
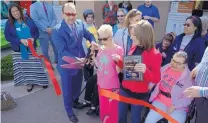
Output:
[91,24,124,123]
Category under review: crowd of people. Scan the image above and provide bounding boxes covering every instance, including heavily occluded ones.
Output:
[3,0,208,123]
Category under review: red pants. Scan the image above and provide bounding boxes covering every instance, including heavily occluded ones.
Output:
[98,86,119,123]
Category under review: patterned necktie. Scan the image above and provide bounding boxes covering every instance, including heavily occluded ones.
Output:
[71,24,79,41]
[42,2,48,17]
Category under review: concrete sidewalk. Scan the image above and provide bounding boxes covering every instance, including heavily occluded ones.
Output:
[1,86,100,123]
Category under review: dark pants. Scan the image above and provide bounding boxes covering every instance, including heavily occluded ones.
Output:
[83,65,94,81]
[84,74,99,107]
[61,69,83,116]
[195,97,208,123]
[119,88,148,123]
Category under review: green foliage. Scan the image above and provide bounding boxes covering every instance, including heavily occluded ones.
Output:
[1,29,10,49]
[1,54,14,82]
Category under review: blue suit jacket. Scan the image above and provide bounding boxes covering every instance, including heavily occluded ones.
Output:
[171,34,205,70]
[52,19,96,75]
[30,1,57,38]
[4,17,39,52]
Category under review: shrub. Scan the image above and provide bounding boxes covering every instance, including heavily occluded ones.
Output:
[1,54,14,82]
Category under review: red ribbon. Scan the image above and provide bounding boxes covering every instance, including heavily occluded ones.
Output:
[100,89,178,123]
[27,39,62,96]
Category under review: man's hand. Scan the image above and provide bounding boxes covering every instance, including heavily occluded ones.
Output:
[167,105,175,114]
[46,28,52,35]
[190,67,198,80]
[143,16,151,20]
[91,42,99,51]
[184,86,202,98]
[75,57,85,63]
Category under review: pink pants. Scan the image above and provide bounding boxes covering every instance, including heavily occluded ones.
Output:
[98,86,119,123]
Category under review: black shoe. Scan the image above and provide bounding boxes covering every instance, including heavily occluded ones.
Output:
[27,85,34,92]
[42,85,48,89]
[77,101,91,109]
[73,100,81,109]
[86,107,99,116]
[68,115,78,123]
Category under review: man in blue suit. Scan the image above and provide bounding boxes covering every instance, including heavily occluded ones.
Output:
[30,1,58,63]
[52,3,95,123]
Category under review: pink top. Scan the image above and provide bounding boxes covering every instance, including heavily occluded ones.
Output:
[96,45,124,89]
[156,67,182,107]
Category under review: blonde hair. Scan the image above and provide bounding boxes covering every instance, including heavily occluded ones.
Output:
[125,9,142,27]
[97,24,113,37]
[133,20,155,50]
[200,16,208,32]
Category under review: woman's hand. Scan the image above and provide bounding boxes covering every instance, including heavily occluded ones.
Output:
[112,54,121,62]
[134,63,146,73]
[28,38,34,43]
[162,52,167,58]
[20,39,28,46]
[190,67,198,80]
[184,86,202,98]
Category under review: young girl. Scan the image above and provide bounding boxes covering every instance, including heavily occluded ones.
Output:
[82,9,99,82]
[91,24,123,123]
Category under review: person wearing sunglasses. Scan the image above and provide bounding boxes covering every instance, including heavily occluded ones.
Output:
[112,8,127,36]
[91,24,123,123]
[156,32,175,66]
[30,0,58,64]
[114,9,142,56]
[145,51,193,123]
[171,16,206,71]
[51,3,96,123]
[184,47,208,123]
[113,20,162,123]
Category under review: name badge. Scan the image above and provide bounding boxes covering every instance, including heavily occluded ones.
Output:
[16,28,21,31]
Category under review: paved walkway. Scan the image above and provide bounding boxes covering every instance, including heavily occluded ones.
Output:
[1,85,100,123]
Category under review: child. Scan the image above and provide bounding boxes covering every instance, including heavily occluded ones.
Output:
[156,32,175,66]
[82,9,99,82]
[91,24,123,123]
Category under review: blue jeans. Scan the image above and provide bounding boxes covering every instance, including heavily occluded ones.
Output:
[118,88,148,123]
[39,35,58,63]
[145,101,186,123]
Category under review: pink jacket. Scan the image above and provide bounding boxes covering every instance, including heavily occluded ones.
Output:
[149,64,194,110]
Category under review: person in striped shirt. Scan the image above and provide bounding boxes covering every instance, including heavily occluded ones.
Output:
[184,47,208,123]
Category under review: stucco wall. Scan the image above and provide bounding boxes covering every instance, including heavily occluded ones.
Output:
[94,1,170,41]
[56,1,170,41]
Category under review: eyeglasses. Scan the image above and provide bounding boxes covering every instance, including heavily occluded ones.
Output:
[183,23,190,27]
[164,38,172,43]
[64,13,76,17]
[171,59,184,66]
[98,36,110,41]
[117,15,124,18]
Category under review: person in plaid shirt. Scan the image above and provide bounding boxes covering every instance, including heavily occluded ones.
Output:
[102,0,118,27]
